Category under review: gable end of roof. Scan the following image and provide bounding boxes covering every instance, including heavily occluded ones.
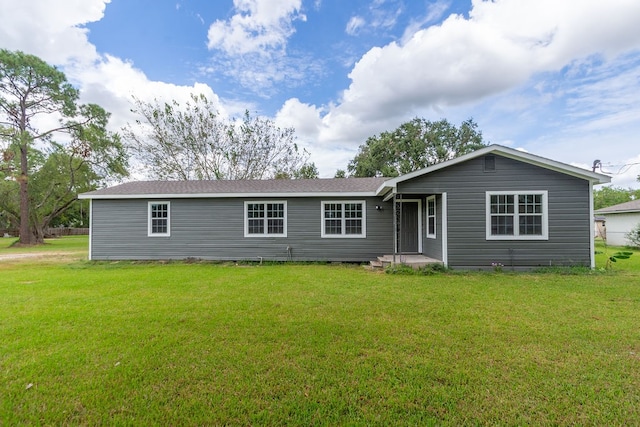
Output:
[376,144,611,194]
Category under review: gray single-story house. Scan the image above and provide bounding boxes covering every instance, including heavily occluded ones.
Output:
[595,199,640,246]
[79,145,610,269]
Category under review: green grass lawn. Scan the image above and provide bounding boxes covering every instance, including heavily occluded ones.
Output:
[1,238,640,425]
[595,239,640,271]
[0,235,88,253]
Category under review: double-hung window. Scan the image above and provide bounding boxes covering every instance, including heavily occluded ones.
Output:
[148,202,170,237]
[486,191,548,240]
[321,201,366,238]
[426,196,436,239]
[244,201,287,237]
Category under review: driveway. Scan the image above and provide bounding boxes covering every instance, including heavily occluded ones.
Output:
[0,251,81,261]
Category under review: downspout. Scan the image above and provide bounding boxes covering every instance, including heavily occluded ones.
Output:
[392,192,397,265]
[441,192,448,267]
[393,193,402,263]
[397,193,403,264]
[88,199,93,261]
[589,181,596,269]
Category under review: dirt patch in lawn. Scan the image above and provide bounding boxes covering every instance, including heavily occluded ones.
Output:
[0,251,84,263]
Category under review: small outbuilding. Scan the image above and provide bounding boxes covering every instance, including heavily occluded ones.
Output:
[595,199,640,247]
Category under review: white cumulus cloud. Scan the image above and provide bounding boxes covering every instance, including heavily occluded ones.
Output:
[270,0,640,176]
[0,0,106,64]
[0,0,227,142]
[207,0,304,56]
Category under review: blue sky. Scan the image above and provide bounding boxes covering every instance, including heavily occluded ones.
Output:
[84,0,466,113]
[2,0,640,186]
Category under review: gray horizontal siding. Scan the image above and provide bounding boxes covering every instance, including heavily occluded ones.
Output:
[422,194,442,261]
[90,197,393,262]
[398,155,592,268]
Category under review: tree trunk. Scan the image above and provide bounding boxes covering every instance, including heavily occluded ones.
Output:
[32,211,52,244]
[18,137,33,245]
[32,221,45,244]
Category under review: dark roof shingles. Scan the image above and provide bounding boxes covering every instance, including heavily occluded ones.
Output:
[82,177,388,197]
[596,199,640,214]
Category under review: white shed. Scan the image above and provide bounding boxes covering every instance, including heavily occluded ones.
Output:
[596,200,640,247]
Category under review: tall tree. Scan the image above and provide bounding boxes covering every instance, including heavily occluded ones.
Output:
[0,50,127,244]
[0,146,100,239]
[348,118,486,177]
[125,95,312,180]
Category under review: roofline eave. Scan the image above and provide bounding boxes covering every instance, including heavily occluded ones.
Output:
[596,209,640,215]
[78,191,381,200]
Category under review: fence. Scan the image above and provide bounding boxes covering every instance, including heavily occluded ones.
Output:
[46,228,89,236]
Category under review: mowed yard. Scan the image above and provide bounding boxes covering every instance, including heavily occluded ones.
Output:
[1,237,640,425]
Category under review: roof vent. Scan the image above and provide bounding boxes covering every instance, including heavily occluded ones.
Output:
[484,155,496,172]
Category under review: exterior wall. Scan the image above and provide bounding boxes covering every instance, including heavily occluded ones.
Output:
[422,194,443,261]
[398,155,593,269]
[602,213,640,246]
[90,197,393,261]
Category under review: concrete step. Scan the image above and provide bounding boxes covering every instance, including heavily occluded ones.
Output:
[377,256,392,268]
[369,260,384,269]
[376,254,443,270]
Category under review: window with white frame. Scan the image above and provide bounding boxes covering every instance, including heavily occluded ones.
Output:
[426,196,436,238]
[148,202,170,237]
[486,191,548,240]
[244,201,287,237]
[321,201,366,238]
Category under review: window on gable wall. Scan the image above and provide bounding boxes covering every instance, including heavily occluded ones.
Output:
[486,191,548,240]
[148,202,170,237]
[321,201,366,238]
[245,201,287,237]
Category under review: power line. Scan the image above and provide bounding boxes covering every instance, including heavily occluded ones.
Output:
[597,161,640,176]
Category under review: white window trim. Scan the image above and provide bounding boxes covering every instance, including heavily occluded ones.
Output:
[148,201,170,237]
[321,200,367,238]
[244,201,288,238]
[426,195,436,239]
[485,191,548,240]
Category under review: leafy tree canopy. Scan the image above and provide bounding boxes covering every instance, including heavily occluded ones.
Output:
[275,162,319,179]
[0,145,99,237]
[0,49,127,244]
[125,94,313,180]
[347,117,487,177]
[593,186,640,211]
